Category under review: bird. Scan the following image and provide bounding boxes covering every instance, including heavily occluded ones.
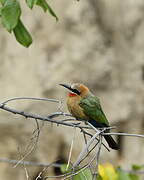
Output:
[60,83,119,150]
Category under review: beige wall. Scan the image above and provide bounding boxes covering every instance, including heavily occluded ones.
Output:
[0,0,144,179]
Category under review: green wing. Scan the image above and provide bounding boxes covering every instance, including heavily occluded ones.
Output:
[79,95,109,126]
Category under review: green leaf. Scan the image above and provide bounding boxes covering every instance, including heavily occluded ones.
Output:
[129,174,139,180]
[2,0,11,6]
[60,164,93,180]
[1,0,21,32]
[26,0,37,9]
[13,19,32,47]
[132,165,144,171]
[96,175,103,180]
[36,0,58,21]
[0,7,2,16]
[117,168,131,180]
[60,164,70,173]
[117,167,141,180]
[0,0,6,5]
[73,168,93,180]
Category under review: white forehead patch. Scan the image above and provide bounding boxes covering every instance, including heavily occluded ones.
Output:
[71,83,80,89]
[71,84,75,89]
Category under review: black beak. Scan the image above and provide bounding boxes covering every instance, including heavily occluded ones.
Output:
[59,84,80,95]
[59,84,74,91]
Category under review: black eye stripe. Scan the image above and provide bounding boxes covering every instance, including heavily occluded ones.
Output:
[59,84,81,95]
[72,89,81,95]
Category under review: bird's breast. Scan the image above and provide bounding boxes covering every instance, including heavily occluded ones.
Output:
[67,96,87,120]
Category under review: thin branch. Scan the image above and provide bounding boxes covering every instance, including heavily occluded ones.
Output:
[66,127,76,170]
[80,128,110,152]
[35,161,62,180]
[43,131,103,179]
[123,169,144,175]
[94,135,102,178]
[76,141,99,166]
[62,150,100,180]
[36,166,48,180]
[86,122,101,133]
[0,103,88,128]
[14,119,43,168]
[1,100,144,140]
[24,165,30,180]
[0,97,144,180]
[0,158,61,167]
[43,170,74,179]
[1,97,61,105]
[0,97,88,129]
[47,112,73,119]
[104,132,144,138]
[73,130,101,168]
[0,157,143,180]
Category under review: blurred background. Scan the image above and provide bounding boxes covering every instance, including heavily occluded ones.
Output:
[0,0,144,179]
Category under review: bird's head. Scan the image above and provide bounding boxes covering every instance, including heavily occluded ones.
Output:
[59,83,90,97]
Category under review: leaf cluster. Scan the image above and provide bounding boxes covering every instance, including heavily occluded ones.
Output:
[0,0,58,47]
[60,163,144,180]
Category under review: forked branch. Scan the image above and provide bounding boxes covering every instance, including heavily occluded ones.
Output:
[0,97,143,179]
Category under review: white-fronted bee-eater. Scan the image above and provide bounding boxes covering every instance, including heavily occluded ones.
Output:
[60,83,119,150]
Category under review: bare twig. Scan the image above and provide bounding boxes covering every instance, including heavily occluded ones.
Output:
[14,119,43,168]
[24,165,30,180]
[66,127,76,170]
[123,169,144,174]
[62,150,100,180]
[0,103,90,129]
[104,132,144,138]
[1,97,61,105]
[94,135,102,179]
[0,157,61,167]
[76,141,99,167]
[80,128,110,152]
[73,130,101,168]
[0,97,143,180]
